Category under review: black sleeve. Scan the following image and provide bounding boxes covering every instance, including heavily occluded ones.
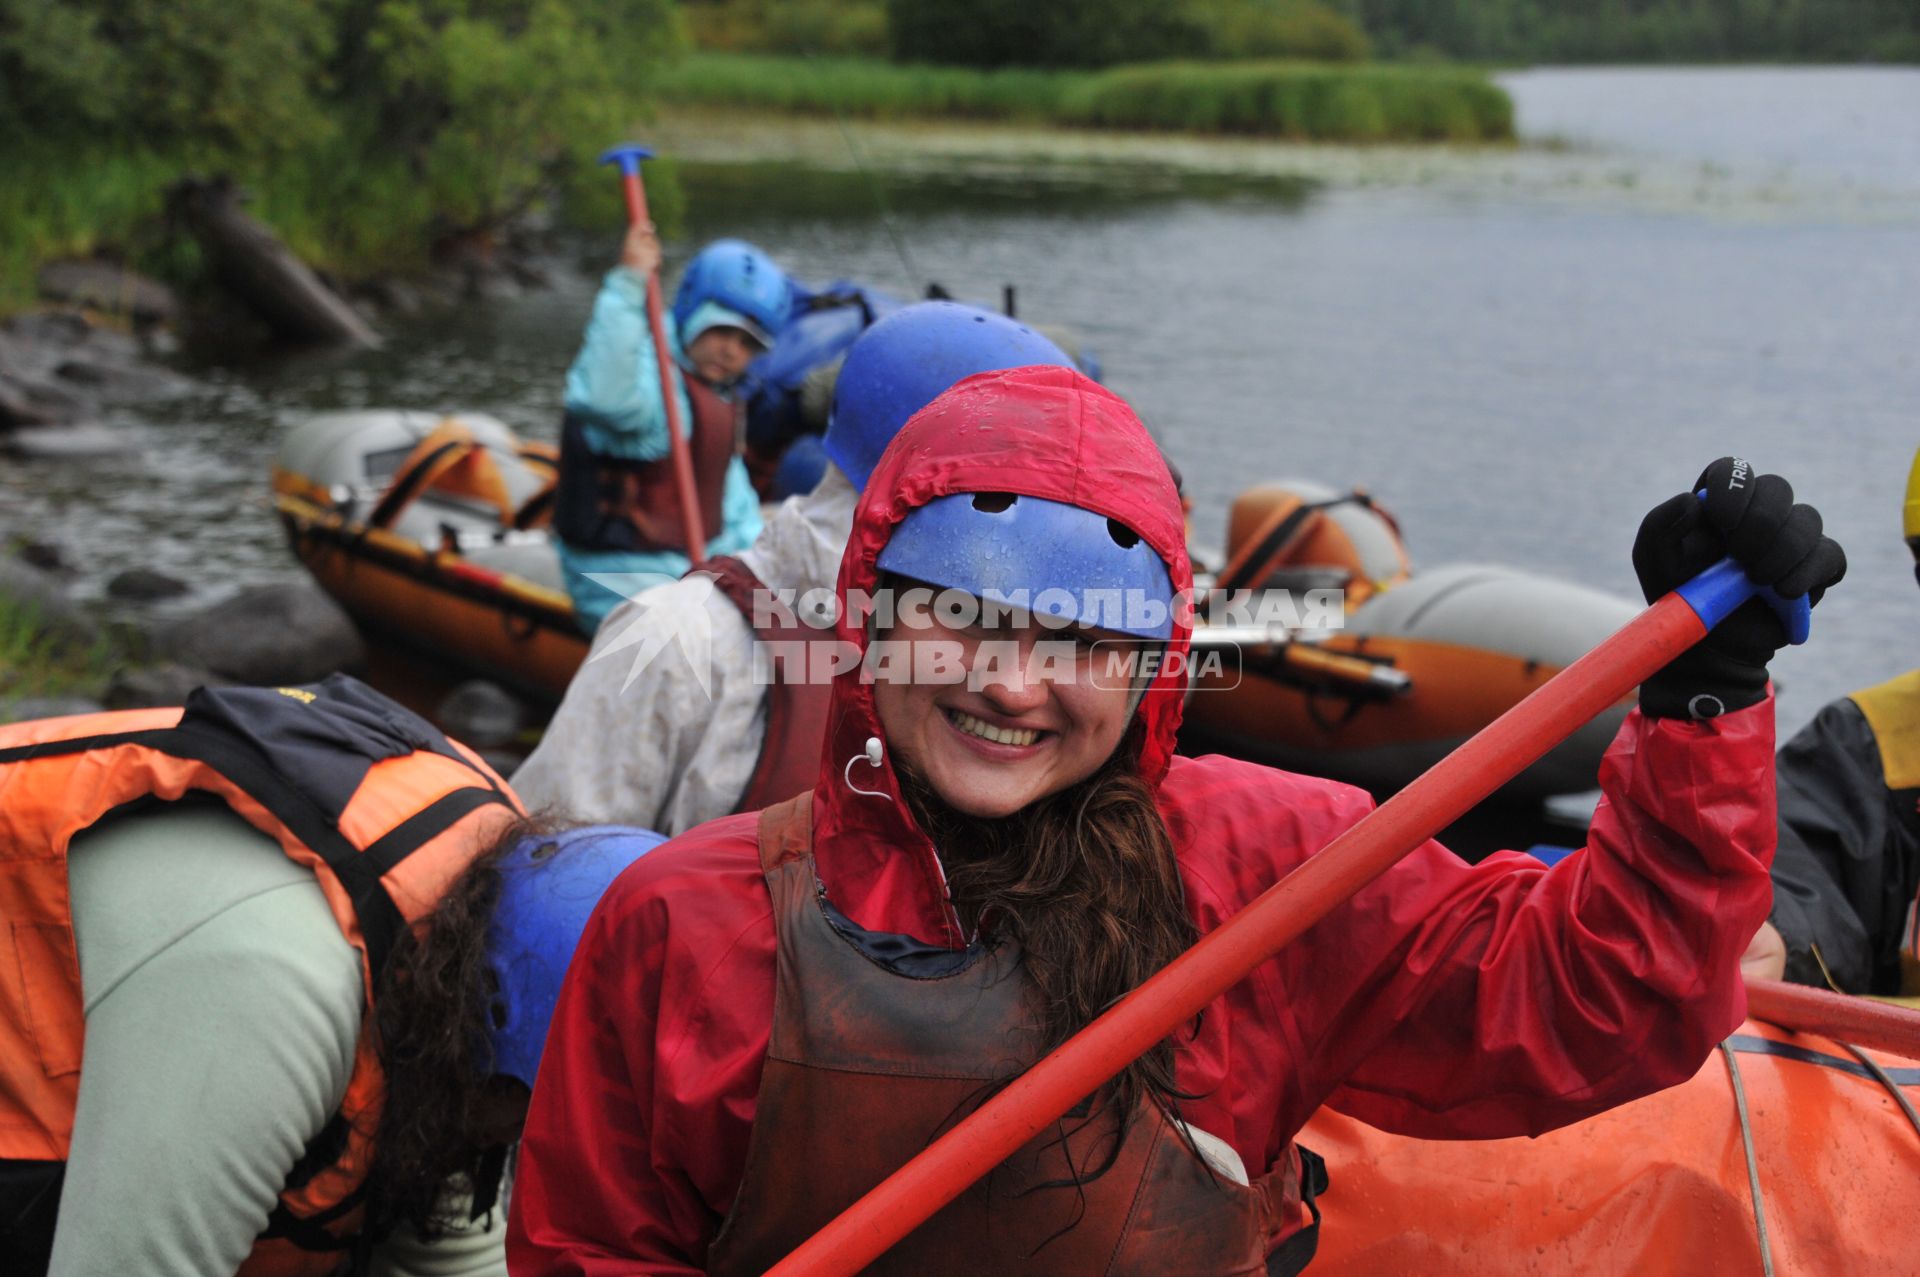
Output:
[1770,698,1920,994]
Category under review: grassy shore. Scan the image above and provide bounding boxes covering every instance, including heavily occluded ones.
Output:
[2,52,1508,316]
[0,137,441,316]
[653,53,1514,143]
[0,594,124,708]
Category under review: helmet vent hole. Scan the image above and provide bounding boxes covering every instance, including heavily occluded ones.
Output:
[530,840,559,862]
[970,492,1017,514]
[1106,519,1141,549]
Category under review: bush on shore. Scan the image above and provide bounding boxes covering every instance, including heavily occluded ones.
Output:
[683,0,890,56]
[653,53,1513,142]
[1060,62,1513,140]
[0,0,683,313]
[683,0,1368,65]
[1348,0,1920,63]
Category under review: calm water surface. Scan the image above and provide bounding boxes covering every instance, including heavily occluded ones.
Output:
[7,67,1917,738]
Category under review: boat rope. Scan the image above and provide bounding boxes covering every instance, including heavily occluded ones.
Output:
[1840,1040,1920,1143]
[1718,1040,1776,1277]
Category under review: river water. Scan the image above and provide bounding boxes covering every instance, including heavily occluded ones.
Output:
[6,67,1918,739]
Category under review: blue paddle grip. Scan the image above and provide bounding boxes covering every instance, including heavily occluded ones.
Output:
[1673,558,1813,645]
[599,143,656,176]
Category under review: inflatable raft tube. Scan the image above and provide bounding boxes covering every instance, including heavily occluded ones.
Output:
[273,409,589,701]
[1184,478,1637,799]
[1303,1014,1920,1275]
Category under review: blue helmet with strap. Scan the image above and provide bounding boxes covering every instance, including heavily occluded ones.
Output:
[876,490,1176,640]
[771,432,831,500]
[484,824,667,1089]
[672,240,792,349]
[823,301,1073,491]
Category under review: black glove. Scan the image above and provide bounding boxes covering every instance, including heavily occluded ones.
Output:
[1632,456,1846,719]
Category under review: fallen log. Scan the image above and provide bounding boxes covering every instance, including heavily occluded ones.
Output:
[167,175,380,348]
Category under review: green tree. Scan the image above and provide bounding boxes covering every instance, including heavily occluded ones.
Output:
[342,0,684,232]
[887,0,1206,67]
[0,0,333,153]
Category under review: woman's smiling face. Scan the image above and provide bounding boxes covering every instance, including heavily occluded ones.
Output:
[871,602,1138,820]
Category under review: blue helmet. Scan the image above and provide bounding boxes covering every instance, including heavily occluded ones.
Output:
[672,240,792,348]
[823,301,1073,491]
[876,490,1175,640]
[484,824,667,1089]
[771,433,831,500]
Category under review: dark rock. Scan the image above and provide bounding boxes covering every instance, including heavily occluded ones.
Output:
[16,541,73,575]
[2,694,106,724]
[0,556,99,647]
[37,260,180,326]
[103,662,226,710]
[142,328,182,359]
[157,580,366,684]
[503,256,552,289]
[0,370,94,427]
[55,357,193,400]
[166,176,380,349]
[1,423,135,460]
[3,311,92,350]
[436,679,527,750]
[107,568,191,602]
[73,324,140,364]
[357,277,425,316]
[0,331,51,380]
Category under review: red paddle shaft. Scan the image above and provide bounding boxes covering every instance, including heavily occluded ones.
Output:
[768,592,1718,1277]
[612,162,707,565]
[1745,978,1920,1060]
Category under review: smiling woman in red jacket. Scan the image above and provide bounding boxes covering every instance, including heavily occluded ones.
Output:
[507,368,1843,1276]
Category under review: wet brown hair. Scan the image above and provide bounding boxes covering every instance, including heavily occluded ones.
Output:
[361,816,543,1241]
[900,729,1199,1153]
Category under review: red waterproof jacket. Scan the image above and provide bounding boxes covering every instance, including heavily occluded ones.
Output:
[508,367,1777,1274]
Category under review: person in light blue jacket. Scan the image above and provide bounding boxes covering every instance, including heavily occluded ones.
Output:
[554,224,794,632]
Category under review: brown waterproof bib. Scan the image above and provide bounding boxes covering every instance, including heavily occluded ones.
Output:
[706,794,1308,1276]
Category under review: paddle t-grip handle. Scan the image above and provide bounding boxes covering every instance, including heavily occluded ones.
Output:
[1672,490,1813,644]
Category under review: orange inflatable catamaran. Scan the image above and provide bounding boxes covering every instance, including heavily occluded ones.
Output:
[1305,1009,1920,1274]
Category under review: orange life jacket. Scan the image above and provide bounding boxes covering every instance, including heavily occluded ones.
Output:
[0,676,524,1275]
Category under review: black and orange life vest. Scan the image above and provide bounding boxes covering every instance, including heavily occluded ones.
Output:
[0,675,524,1275]
[1847,672,1920,994]
[702,555,834,814]
[553,374,736,555]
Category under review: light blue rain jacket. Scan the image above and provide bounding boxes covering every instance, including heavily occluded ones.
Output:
[557,267,763,633]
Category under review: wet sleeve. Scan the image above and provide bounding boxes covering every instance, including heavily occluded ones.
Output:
[1292,701,1776,1140]
[1769,698,1907,993]
[508,851,773,1274]
[563,268,690,456]
[51,839,362,1275]
[511,586,761,834]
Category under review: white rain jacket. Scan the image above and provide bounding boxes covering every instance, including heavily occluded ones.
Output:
[512,466,857,833]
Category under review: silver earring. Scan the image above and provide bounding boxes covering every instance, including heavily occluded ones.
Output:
[843,736,888,800]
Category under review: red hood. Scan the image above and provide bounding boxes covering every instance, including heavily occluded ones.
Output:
[809,365,1193,947]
